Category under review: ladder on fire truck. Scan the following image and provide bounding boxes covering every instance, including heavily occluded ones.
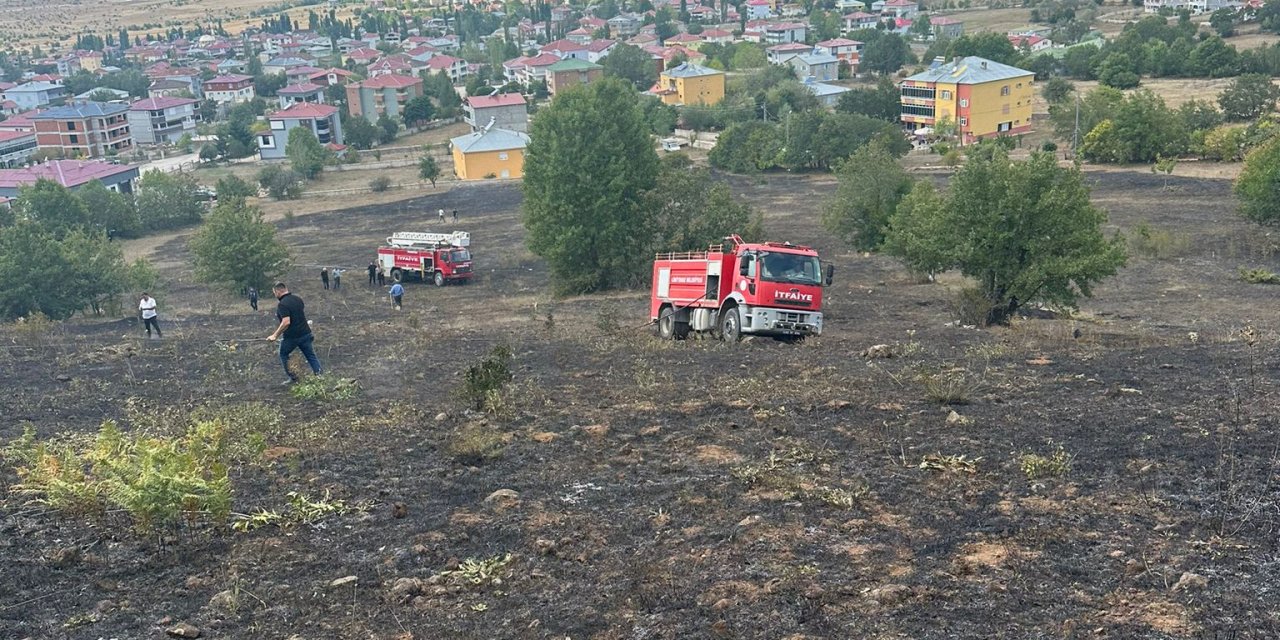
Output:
[386,231,471,248]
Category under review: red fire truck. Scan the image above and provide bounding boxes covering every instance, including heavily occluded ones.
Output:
[651,234,832,342]
[376,231,474,287]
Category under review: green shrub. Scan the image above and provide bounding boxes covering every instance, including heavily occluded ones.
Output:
[290,376,360,401]
[1019,444,1072,481]
[1239,266,1280,284]
[1128,222,1192,259]
[369,176,392,192]
[446,423,506,464]
[8,421,232,532]
[459,345,513,410]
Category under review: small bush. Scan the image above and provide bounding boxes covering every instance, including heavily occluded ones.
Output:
[447,423,506,464]
[8,421,232,532]
[459,345,513,410]
[369,176,392,192]
[947,287,996,327]
[1128,222,1191,259]
[233,490,362,532]
[1041,141,1058,153]
[290,376,360,401]
[917,367,983,405]
[1239,266,1280,284]
[1019,444,1073,481]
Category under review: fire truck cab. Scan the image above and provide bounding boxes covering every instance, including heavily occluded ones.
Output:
[650,235,832,342]
[376,231,474,287]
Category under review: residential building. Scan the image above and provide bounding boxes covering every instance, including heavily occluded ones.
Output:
[513,53,563,84]
[309,67,356,87]
[277,82,326,108]
[930,16,965,40]
[4,82,68,111]
[542,39,589,60]
[76,87,131,103]
[204,74,256,103]
[567,27,595,45]
[285,65,325,84]
[815,38,863,73]
[843,11,881,32]
[756,22,807,44]
[32,102,133,158]
[836,0,868,10]
[0,160,140,199]
[899,56,1034,144]
[585,39,619,63]
[425,54,469,82]
[345,47,382,65]
[746,0,774,19]
[263,56,313,75]
[464,93,528,133]
[666,33,704,48]
[874,0,919,18]
[345,74,424,122]
[608,13,643,36]
[546,58,605,95]
[148,78,195,98]
[1008,34,1053,52]
[651,62,725,106]
[785,53,840,82]
[0,130,38,167]
[701,29,736,45]
[450,126,530,180]
[127,96,198,145]
[804,78,850,108]
[367,56,415,77]
[767,42,813,64]
[259,102,343,160]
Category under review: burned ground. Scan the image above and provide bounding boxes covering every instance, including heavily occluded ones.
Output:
[1,171,1278,639]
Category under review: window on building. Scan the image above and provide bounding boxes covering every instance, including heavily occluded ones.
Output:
[499,152,509,160]
[959,117,967,126]
[1000,85,1010,96]
[959,99,968,108]
[940,90,952,100]
[69,134,78,143]
[998,122,1012,132]
[260,134,275,148]
[67,121,76,130]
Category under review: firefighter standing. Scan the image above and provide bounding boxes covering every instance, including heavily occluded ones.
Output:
[390,282,404,310]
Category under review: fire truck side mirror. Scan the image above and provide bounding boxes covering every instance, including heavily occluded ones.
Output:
[825,264,835,286]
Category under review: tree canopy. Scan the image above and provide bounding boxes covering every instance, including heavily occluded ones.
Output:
[189,198,291,292]
[286,126,330,179]
[523,78,659,294]
[822,142,914,251]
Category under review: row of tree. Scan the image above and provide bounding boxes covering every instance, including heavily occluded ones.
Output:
[709,111,909,173]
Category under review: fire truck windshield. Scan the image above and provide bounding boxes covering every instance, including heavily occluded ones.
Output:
[759,251,821,285]
[449,249,471,262]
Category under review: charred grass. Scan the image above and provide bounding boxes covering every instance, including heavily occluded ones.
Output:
[1,175,1279,638]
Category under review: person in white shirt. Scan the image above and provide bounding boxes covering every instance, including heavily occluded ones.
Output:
[138,293,162,338]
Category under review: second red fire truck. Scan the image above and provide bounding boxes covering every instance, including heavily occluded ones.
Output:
[651,234,832,342]
[376,231,474,286]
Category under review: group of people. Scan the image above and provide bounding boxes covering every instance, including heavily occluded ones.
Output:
[438,208,459,223]
[319,267,345,290]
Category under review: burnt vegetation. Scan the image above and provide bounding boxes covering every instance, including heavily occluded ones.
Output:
[1,171,1280,638]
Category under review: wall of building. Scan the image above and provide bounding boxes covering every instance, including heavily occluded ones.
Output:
[676,75,725,106]
[961,76,1034,141]
[452,146,525,180]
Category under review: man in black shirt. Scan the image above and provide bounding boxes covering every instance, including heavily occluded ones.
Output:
[367,261,377,286]
[266,282,323,384]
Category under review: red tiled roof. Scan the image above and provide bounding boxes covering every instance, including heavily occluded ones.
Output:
[278,82,325,94]
[543,39,587,51]
[208,74,253,83]
[425,55,463,70]
[817,38,863,47]
[268,102,339,119]
[0,160,135,190]
[466,93,526,108]
[0,129,34,143]
[354,74,422,89]
[129,96,197,111]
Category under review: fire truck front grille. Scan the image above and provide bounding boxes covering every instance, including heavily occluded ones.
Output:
[780,312,808,324]
[454,266,471,274]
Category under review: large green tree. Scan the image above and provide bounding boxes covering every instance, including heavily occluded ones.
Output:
[523,78,659,294]
[1235,136,1280,224]
[189,198,291,292]
[822,142,914,251]
[76,179,139,238]
[402,95,435,127]
[1218,74,1280,122]
[835,76,900,122]
[646,155,764,253]
[14,178,89,237]
[0,223,126,320]
[888,147,1127,325]
[601,44,659,90]
[286,126,329,179]
[134,170,205,231]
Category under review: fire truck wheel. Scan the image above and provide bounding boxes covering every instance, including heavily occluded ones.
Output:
[391,268,403,283]
[719,305,742,343]
[434,271,445,287]
[657,306,676,340]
